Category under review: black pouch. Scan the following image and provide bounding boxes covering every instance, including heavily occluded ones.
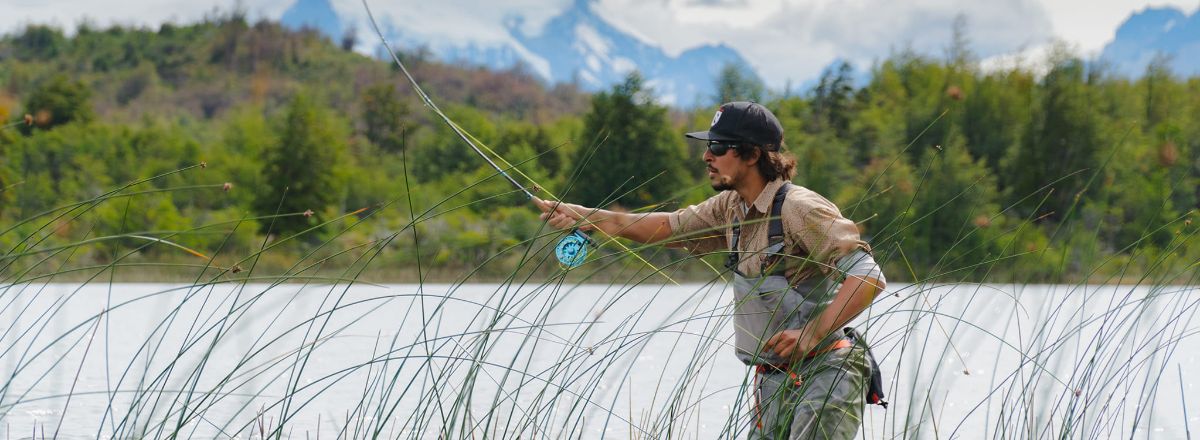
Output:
[844,327,888,408]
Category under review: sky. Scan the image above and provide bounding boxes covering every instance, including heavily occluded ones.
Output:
[3,0,1199,87]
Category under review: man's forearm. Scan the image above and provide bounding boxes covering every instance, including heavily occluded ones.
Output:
[763,275,884,359]
[584,210,674,244]
[809,276,884,343]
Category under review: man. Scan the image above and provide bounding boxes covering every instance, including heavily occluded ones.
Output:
[535,101,887,439]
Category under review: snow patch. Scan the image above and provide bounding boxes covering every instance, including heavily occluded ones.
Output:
[579,70,599,86]
[574,23,611,61]
[507,40,553,80]
[611,56,637,74]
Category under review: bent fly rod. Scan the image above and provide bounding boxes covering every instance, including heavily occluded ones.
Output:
[362,1,592,268]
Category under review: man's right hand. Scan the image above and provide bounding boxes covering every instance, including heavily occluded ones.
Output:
[533,197,596,231]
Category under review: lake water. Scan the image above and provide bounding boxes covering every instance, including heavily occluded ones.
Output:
[2,282,1198,439]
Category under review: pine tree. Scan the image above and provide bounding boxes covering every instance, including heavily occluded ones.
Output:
[713,62,764,105]
[571,73,687,208]
[255,93,346,237]
[1005,53,1101,222]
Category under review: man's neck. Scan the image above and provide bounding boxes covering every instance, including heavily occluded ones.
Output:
[734,173,768,209]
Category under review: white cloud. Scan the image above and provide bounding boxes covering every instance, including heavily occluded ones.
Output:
[592,0,1055,87]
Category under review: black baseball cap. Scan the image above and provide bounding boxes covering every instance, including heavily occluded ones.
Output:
[685,101,783,149]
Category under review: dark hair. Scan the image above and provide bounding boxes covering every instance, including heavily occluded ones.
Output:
[734,142,796,181]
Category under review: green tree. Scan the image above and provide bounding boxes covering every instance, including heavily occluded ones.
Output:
[963,70,1033,173]
[1004,53,1101,222]
[572,73,688,208]
[23,75,94,130]
[713,62,765,105]
[254,93,346,236]
[409,105,498,181]
[811,61,857,139]
[361,82,409,153]
[12,25,66,61]
[906,137,1002,277]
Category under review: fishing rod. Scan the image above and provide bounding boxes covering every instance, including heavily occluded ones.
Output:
[361,1,592,268]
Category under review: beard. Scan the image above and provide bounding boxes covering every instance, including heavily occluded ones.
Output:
[710,175,735,191]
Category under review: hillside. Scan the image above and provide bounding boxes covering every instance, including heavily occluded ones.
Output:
[0,13,591,125]
[0,14,1198,285]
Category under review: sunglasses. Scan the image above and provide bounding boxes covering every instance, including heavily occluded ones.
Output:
[706,141,740,156]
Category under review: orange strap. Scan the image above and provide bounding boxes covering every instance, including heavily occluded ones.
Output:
[806,338,853,358]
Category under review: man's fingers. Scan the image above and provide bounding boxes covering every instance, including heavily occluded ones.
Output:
[764,331,800,358]
[533,197,555,214]
[776,342,796,359]
[763,332,782,353]
[550,214,576,230]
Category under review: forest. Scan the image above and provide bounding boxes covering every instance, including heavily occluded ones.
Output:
[1,12,1196,284]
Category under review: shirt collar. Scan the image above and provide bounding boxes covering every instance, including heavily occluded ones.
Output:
[747,178,788,214]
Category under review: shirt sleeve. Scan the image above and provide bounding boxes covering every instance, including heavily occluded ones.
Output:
[666,194,729,255]
[835,249,886,286]
[786,198,869,273]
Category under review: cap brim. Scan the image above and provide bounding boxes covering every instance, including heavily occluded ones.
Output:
[685,130,740,142]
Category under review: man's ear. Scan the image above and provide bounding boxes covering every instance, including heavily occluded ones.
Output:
[741,147,762,166]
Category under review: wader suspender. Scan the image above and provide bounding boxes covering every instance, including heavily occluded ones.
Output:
[724,182,792,276]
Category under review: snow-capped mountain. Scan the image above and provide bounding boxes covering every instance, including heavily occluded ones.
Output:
[505,0,749,106]
[281,0,757,107]
[1100,6,1200,77]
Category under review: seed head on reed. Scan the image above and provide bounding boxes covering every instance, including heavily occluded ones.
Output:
[23,113,33,126]
[1158,141,1178,167]
[303,209,314,217]
[223,182,233,192]
[946,85,963,101]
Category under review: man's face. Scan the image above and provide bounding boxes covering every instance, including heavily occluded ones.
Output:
[704,143,756,191]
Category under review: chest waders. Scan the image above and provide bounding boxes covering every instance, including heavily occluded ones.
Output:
[726,183,886,440]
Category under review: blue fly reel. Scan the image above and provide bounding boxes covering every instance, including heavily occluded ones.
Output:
[555,229,590,268]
